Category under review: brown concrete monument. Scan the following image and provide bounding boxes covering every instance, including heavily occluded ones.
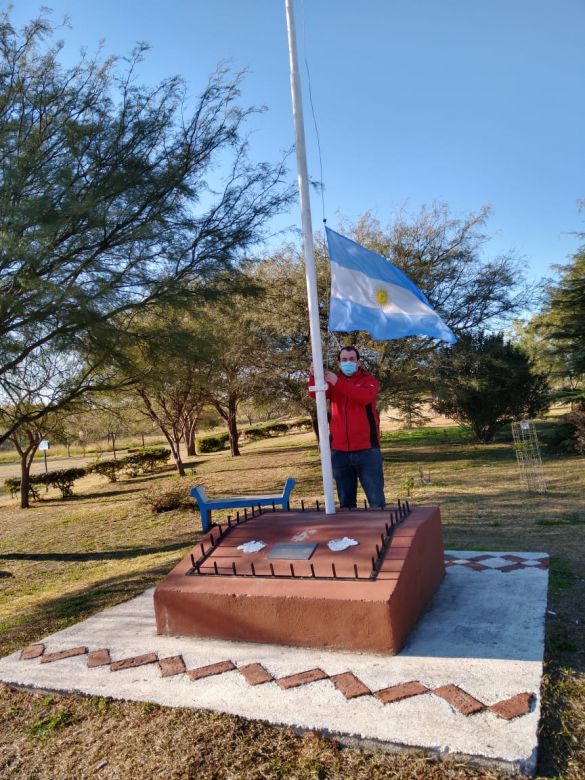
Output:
[154,503,445,654]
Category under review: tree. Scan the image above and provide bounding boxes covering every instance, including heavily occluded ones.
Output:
[240,204,532,436]
[0,11,292,445]
[0,349,71,507]
[527,241,585,406]
[432,332,550,443]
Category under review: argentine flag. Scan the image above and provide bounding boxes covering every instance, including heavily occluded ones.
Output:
[327,228,456,344]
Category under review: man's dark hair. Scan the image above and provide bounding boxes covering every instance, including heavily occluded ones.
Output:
[338,346,360,361]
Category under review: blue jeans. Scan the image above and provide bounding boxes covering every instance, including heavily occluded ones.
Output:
[331,448,385,509]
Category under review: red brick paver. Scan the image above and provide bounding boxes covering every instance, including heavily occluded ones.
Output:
[239,663,274,686]
[433,684,484,715]
[276,668,329,689]
[111,652,158,672]
[187,660,236,681]
[19,644,45,661]
[158,655,187,678]
[330,672,371,699]
[489,692,534,720]
[40,646,87,664]
[375,681,428,704]
[87,649,111,668]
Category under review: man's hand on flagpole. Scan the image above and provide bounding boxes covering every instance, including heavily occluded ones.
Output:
[324,370,338,386]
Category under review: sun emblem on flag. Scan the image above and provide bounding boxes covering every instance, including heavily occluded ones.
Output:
[374,287,389,306]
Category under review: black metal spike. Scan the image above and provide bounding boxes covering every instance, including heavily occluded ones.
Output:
[232,561,237,575]
[258,505,262,515]
[190,554,196,567]
[251,506,255,517]
[251,562,256,576]
[310,563,316,578]
[371,556,376,571]
[381,533,385,546]
[228,517,232,528]
[354,564,359,579]
[209,533,215,546]
[290,563,295,577]
[316,500,320,512]
[385,522,390,534]
[236,511,240,523]
[244,508,248,520]
[272,500,276,512]
[213,561,219,575]
[287,500,290,511]
[364,499,368,510]
[301,499,305,512]
[218,525,224,537]
[200,543,205,556]
[406,499,411,512]
[332,563,337,578]
[375,544,380,557]
[270,563,275,576]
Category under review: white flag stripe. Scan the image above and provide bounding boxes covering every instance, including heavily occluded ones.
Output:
[330,262,434,316]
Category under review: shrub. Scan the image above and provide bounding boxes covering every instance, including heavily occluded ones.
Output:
[123,448,170,476]
[4,477,41,501]
[196,433,229,453]
[35,468,87,498]
[142,478,195,513]
[89,459,126,482]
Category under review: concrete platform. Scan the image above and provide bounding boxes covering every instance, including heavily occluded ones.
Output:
[0,550,548,775]
[154,507,445,653]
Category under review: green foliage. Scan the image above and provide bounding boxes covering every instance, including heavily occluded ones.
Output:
[89,459,127,483]
[142,478,194,513]
[4,476,40,500]
[540,411,585,455]
[433,332,551,442]
[26,708,75,738]
[4,468,87,499]
[34,468,87,498]
[122,448,171,476]
[90,449,171,481]
[196,432,230,453]
[0,9,291,446]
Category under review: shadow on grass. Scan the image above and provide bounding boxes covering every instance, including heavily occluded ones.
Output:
[0,540,194,564]
[0,557,185,658]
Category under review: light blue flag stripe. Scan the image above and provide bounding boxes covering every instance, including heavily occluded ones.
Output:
[325,227,429,304]
[329,297,456,342]
[326,227,457,344]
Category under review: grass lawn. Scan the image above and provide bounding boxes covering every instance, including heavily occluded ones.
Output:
[0,425,583,779]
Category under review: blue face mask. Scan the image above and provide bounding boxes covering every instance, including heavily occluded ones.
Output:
[339,362,358,377]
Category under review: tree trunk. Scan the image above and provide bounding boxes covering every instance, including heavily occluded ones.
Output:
[227,399,240,457]
[20,457,31,510]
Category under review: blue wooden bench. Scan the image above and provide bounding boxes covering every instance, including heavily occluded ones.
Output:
[191,477,296,532]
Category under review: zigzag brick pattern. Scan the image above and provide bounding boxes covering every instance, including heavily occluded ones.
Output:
[330,672,371,699]
[277,668,328,689]
[18,644,535,720]
[239,663,273,686]
[40,646,87,664]
[87,649,111,668]
[375,681,429,704]
[19,644,45,661]
[111,652,158,672]
[433,684,484,715]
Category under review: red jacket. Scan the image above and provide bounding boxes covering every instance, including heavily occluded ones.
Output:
[309,369,381,451]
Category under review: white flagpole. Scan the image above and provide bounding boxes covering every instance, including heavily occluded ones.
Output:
[285,0,336,514]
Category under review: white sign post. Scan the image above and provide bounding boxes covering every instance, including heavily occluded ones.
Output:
[39,440,49,473]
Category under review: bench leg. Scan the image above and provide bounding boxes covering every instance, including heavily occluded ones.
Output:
[200,507,211,532]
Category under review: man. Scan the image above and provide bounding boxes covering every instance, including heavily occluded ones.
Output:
[309,346,385,509]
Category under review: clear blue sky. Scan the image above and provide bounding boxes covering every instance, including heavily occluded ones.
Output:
[9,1,585,288]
